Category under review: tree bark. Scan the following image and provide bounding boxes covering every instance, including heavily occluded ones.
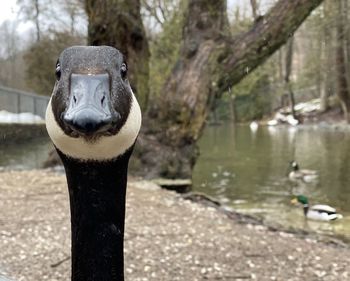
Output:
[344,0,350,66]
[83,0,324,179]
[316,21,324,110]
[250,0,259,20]
[336,0,350,122]
[220,0,324,89]
[137,0,324,179]
[278,49,283,81]
[320,0,332,112]
[320,4,334,112]
[285,37,296,118]
[34,0,41,42]
[229,90,236,123]
[85,0,150,110]
[137,1,229,179]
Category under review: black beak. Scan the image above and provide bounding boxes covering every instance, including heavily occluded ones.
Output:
[62,73,119,136]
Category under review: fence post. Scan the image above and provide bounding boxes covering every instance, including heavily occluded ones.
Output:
[16,92,20,114]
[0,86,50,118]
[33,97,37,116]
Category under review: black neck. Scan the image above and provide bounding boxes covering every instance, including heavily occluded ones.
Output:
[58,148,132,281]
[303,204,309,216]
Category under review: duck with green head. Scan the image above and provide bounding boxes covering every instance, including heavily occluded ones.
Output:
[291,195,343,221]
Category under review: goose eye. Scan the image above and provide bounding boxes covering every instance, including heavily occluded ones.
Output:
[55,63,61,81]
[120,63,127,79]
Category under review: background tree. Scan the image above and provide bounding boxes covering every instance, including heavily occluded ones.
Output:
[336,0,350,122]
[228,2,276,122]
[85,0,150,110]
[136,0,324,179]
[17,0,43,42]
[250,0,259,20]
[284,37,296,118]
[320,0,335,112]
[1,0,334,179]
[0,0,87,92]
[24,32,85,96]
[141,0,180,31]
[0,20,28,90]
[145,0,186,104]
[17,0,87,39]
[60,0,86,35]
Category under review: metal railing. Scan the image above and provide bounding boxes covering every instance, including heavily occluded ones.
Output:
[0,85,50,118]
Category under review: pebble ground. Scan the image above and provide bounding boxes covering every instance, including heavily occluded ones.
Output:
[0,170,349,281]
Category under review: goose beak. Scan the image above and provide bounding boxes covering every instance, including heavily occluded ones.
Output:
[62,73,119,136]
[290,198,298,205]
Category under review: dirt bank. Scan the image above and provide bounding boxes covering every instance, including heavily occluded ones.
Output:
[0,170,349,281]
[0,124,47,144]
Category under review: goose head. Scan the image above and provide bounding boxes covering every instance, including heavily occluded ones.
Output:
[290,161,299,171]
[46,46,142,161]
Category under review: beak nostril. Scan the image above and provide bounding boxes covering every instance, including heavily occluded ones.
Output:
[101,96,105,106]
[62,110,113,136]
[64,73,114,136]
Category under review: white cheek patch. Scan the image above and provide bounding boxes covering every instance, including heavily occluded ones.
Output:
[45,94,142,161]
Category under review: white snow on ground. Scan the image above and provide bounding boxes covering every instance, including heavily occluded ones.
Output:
[267,99,321,126]
[0,110,44,124]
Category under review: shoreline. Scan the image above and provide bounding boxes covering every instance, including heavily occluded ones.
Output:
[182,192,350,247]
[0,170,349,280]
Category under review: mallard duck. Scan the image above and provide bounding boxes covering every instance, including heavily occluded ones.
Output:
[291,195,343,221]
[288,161,318,182]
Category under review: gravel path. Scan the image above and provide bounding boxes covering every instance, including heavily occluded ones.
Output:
[0,170,349,281]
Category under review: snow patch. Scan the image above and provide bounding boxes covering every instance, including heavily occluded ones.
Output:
[0,110,44,124]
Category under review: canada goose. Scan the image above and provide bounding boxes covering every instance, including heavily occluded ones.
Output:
[291,195,343,221]
[288,161,318,182]
[45,46,141,281]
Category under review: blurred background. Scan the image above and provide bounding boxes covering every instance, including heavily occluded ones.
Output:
[1,0,350,241]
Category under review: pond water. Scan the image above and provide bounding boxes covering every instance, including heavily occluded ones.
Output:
[193,123,350,240]
[2,125,350,240]
[0,138,52,170]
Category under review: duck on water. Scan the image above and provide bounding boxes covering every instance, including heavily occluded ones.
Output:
[288,161,318,183]
[45,46,141,281]
[291,195,343,222]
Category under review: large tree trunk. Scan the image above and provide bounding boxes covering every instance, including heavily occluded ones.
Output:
[320,0,333,112]
[137,0,324,179]
[320,1,337,112]
[85,0,150,110]
[138,1,229,179]
[82,0,323,179]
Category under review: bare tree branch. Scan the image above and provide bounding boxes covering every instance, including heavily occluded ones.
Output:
[220,0,324,90]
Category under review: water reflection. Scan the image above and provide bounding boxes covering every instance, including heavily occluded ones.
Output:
[2,127,350,238]
[193,123,350,239]
[0,138,52,169]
